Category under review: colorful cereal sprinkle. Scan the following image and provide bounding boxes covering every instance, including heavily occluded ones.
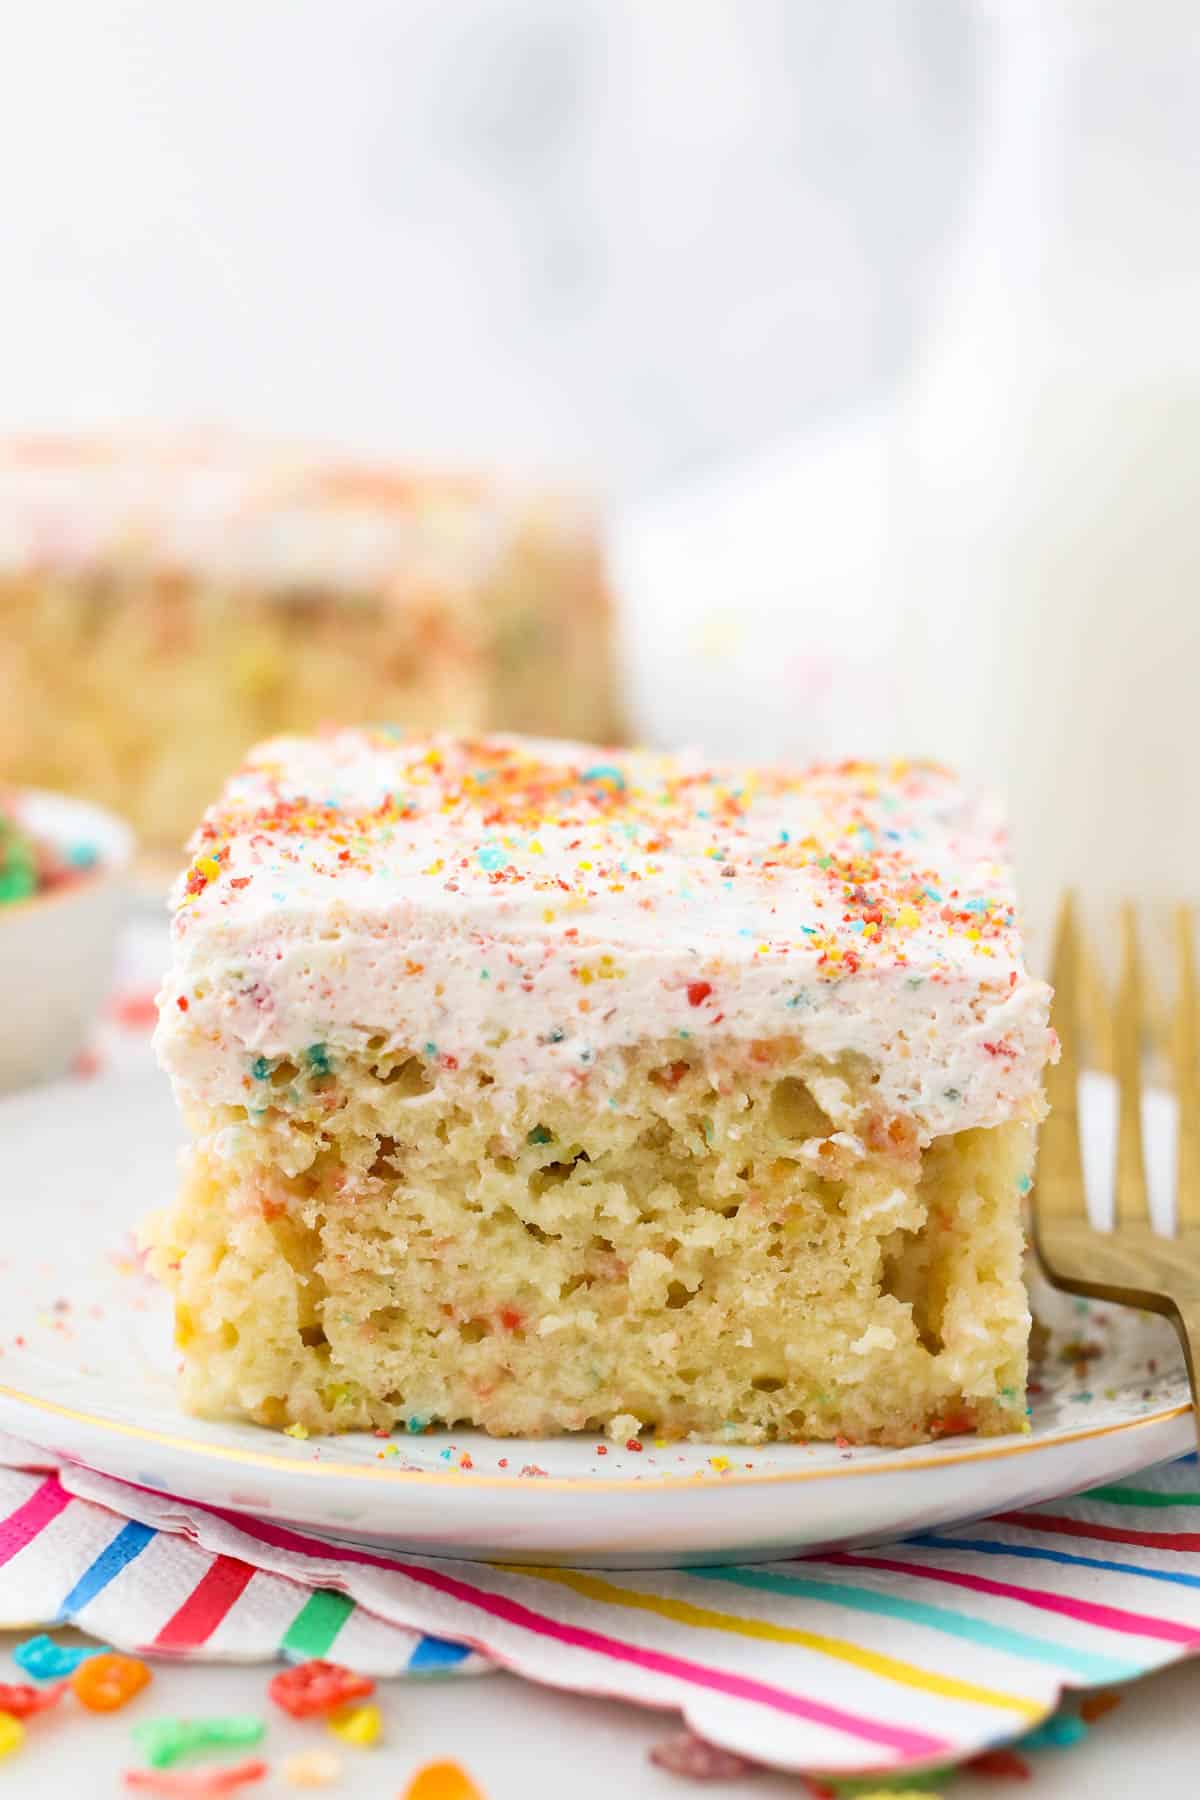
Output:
[71,1653,153,1713]
[648,1731,762,1780]
[0,1680,67,1717]
[326,1700,382,1747]
[403,1761,486,1800]
[124,1761,269,1795]
[131,1717,266,1769]
[268,1659,374,1719]
[280,1749,342,1787]
[13,1633,111,1680]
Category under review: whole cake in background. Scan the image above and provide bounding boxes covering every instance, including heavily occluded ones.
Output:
[0,435,619,851]
[148,729,1056,1447]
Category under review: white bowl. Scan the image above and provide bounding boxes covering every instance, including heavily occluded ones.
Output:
[0,790,134,1091]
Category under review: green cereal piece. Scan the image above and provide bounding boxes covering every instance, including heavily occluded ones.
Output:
[131,1716,265,1768]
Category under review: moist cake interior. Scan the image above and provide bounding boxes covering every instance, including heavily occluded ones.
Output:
[153,1038,1032,1445]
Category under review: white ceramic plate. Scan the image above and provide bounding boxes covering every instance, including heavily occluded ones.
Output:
[0,1065,1191,1568]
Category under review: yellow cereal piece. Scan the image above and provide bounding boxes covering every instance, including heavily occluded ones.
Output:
[327,1701,382,1747]
[0,1712,24,1758]
[284,1422,310,1440]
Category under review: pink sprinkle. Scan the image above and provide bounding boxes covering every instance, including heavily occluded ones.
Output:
[124,1761,269,1795]
[649,1732,762,1781]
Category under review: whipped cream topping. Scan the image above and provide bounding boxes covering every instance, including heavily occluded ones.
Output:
[155,731,1055,1140]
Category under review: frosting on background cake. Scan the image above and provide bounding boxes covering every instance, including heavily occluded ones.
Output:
[0,437,619,851]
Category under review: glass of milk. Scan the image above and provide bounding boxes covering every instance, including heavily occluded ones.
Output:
[898,0,1200,958]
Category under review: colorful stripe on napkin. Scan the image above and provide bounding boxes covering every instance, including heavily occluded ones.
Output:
[0,1466,487,1679]
[0,1453,1193,1777]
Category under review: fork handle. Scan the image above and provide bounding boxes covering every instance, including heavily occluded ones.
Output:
[1171,1299,1200,1454]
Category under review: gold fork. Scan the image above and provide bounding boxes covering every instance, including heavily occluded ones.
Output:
[1033,896,1200,1450]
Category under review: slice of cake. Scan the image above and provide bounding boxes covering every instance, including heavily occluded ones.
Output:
[0,435,618,853]
[148,732,1055,1445]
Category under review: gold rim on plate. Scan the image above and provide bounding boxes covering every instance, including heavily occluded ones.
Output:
[0,1381,1188,1494]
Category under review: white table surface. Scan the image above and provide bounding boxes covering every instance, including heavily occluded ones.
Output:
[4,1625,1198,1797]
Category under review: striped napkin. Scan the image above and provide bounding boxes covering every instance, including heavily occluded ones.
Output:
[0,1437,1195,1781]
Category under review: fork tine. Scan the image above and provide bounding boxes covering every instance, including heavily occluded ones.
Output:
[1175,904,1200,1229]
[1113,902,1150,1224]
[1037,891,1087,1218]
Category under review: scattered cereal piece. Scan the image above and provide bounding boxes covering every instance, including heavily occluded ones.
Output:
[132,1717,266,1769]
[268,1660,375,1720]
[281,1749,342,1787]
[13,1634,111,1680]
[0,1680,67,1718]
[967,1746,1032,1779]
[327,1701,382,1747]
[402,1762,485,1800]
[1080,1691,1122,1724]
[842,1792,943,1800]
[0,1712,24,1759]
[71,1652,153,1712]
[124,1759,269,1795]
[648,1731,761,1780]
[1019,1712,1087,1750]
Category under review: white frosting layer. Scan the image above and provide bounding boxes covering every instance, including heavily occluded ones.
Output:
[155,732,1055,1140]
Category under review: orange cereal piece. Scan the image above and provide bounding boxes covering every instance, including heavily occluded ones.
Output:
[71,1652,153,1712]
[403,1761,485,1800]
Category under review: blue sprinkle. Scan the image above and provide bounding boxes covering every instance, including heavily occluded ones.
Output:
[527,1126,552,1145]
[963,897,989,913]
[67,842,99,869]
[924,886,943,902]
[251,1056,272,1081]
[1018,1174,1032,1193]
[581,764,626,790]
[406,1416,428,1434]
[14,1635,110,1680]
[1021,1714,1088,1750]
[480,969,490,980]
[306,1044,331,1075]
[477,845,506,871]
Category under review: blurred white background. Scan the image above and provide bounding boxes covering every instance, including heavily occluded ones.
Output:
[0,0,970,495]
[1,0,1197,926]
